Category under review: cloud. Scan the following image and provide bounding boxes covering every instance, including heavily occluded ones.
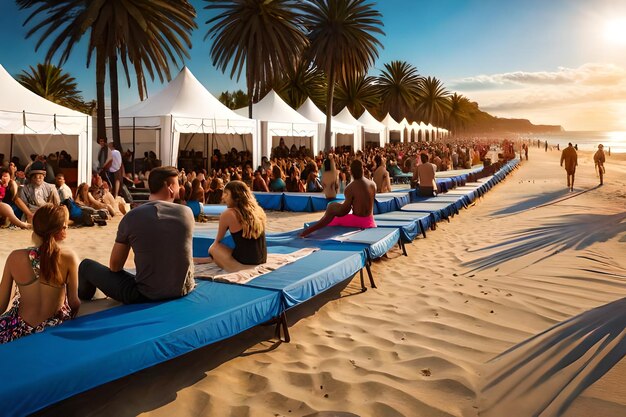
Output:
[449,63,626,129]
[451,63,626,90]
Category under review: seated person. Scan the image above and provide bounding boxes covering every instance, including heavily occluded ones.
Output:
[0,204,80,343]
[75,183,115,217]
[1,167,30,229]
[372,155,392,193]
[202,181,267,273]
[321,156,339,199]
[301,159,376,237]
[206,177,224,204]
[78,167,196,304]
[269,166,286,192]
[412,153,437,197]
[14,161,60,223]
[252,169,269,192]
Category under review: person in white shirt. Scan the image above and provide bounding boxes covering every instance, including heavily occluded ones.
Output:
[55,173,72,202]
[108,142,123,198]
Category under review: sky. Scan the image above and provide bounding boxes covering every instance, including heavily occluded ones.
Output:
[2,0,626,131]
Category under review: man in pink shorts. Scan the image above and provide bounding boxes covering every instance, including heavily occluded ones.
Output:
[301,159,376,237]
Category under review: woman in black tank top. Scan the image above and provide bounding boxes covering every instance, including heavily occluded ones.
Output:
[206,180,267,272]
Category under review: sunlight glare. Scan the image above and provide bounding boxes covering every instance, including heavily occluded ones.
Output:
[604,19,626,44]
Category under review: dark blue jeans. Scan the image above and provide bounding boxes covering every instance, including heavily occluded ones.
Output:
[78,259,149,304]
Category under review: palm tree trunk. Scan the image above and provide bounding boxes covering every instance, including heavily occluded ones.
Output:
[96,46,107,141]
[246,62,253,119]
[325,64,335,152]
[109,55,122,151]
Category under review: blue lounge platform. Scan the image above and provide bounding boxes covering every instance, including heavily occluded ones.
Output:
[0,158,520,415]
[0,280,283,416]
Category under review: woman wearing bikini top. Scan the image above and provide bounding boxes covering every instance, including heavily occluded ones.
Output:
[0,204,80,343]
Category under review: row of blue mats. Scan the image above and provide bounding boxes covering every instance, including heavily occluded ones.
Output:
[0,159,519,416]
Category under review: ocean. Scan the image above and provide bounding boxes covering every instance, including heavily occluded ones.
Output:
[528,131,626,154]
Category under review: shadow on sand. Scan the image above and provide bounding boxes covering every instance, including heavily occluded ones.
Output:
[462,211,626,273]
[480,297,626,417]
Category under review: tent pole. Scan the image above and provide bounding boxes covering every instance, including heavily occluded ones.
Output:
[9,134,14,163]
[132,117,136,183]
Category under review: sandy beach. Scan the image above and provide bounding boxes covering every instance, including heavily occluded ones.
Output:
[3,147,625,417]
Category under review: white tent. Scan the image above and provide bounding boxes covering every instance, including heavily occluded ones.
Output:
[333,107,363,152]
[119,67,256,170]
[235,90,318,164]
[408,121,419,142]
[0,64,92,184]
[426,123,436,141]
[358,109,386,148]
[296,97,358,152]
[381,113,404,143]
[399,117,411,143]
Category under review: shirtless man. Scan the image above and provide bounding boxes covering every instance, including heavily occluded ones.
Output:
[301,159,376,237]
[372,155,392,193]
[412,153,437,197]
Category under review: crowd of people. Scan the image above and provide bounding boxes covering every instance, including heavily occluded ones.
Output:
[1,136,510,344]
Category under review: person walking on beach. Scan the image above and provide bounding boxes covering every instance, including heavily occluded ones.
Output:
[560,142,578,191]
[301,159,376,237]
[78,166,195,304]
[593,144,606,186]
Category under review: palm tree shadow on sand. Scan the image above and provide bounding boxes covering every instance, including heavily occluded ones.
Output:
[480,297,626,417]
[462,211,626,274]
[491,189,575,216]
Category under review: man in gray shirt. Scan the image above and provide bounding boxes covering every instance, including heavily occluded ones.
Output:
[78,166,195,303]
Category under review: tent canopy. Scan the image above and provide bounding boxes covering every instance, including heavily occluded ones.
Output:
[0,64,92,184]
[236,90,318,162]
[119,67,256,167]
[358,109,386,147]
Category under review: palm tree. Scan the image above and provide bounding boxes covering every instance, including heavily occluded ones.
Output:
[376,60,422,122]
[273,57,327,110]
[415,76,451,128]
[446,93,473,135]
[218,89,249,109]
[301,0,384,151]
[204,0,309,117]
[17,63,93,114]
[17,0,196,150]
[333,73,379,117]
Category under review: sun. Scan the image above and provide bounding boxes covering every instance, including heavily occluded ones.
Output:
[604,19,626,44]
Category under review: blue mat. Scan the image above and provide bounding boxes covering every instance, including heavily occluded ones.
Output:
[373,211,432,237]
[242,246,366,308]
[202,204,227,216]
[374,219,422,241]
[253,192,284,211]
[0,280,282,416]
[401,201,458,220]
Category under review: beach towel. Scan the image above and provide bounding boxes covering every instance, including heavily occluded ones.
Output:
[194,248,319,284]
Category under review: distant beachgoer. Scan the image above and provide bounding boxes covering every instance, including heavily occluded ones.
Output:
[608,147,611,156]
[78,166,195,303]
[593,144,606,186]
[0,204,80,344]
[523,143,529,160]
[321,156,339,199]
[556,143,560,151]
[205,180,267,272]
[560,142,578,191]
[372,155,392,194]
[413,153,437,197]
[544,141,548,152]
[301,159,376,237]
[574,144,578,150]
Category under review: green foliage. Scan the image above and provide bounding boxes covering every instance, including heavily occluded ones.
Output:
[333,73,379,117]
[205,0,309,112]
[300,0,384,150]
[17,63,94,114]
[376,60,421,122]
